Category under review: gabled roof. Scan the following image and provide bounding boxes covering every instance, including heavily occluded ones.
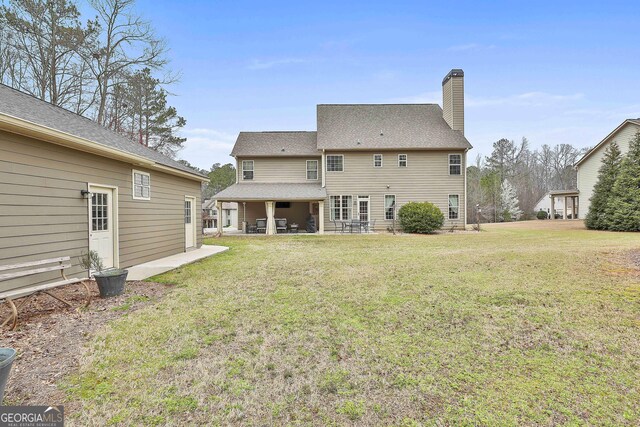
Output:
[213,182,326,201]
[575,118,640,167]
[0,83,207,181]
[231,131,319,157]
[316,104,472,151]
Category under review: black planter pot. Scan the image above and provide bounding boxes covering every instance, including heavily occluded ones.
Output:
[94,269,128,298]
[0,348,16,405]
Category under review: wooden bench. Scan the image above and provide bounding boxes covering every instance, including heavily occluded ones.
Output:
[0,256,91,330]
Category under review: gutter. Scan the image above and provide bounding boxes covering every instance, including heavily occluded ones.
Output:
[0,112,208,182]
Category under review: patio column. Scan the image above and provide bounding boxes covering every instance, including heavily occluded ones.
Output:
[563,197,567,220]
[216,200,223,236]
[550,195,555,220]
[318,200,325,234]
[265,201,276,235]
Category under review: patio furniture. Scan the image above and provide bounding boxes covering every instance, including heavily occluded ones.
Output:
[276,218,287,233]
[332,219,346,233]
[366,219,376,233]
[289,223,298,233]
[247,224,257,234]
[256,218,267,233]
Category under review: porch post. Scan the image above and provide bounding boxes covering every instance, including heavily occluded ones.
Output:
[216,200,223,236]
[550,195,555,220]
[572,196,577,219]
[563,197,567,219]
[318,200,325,234]
[265,201,276,235]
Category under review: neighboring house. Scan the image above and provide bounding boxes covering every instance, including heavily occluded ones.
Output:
[0,84,207,295]
[575,118,640,216]
[213,69,472,234]
[202,199,238,229]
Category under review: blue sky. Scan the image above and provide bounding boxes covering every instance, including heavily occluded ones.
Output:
[128,0,639,170]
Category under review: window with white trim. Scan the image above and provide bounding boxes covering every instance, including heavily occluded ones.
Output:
[449,154,461,175]
[306,160,318,180]
[132,170,150,200]
[242,160,254,180]
[330,195,352,220]
[384,195,396,220]
[326,155,344,172]
[373,154,383,168]
[398,154,407,167]
[449,195,459,219]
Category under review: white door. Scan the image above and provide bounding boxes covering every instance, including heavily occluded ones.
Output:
[357,196,370,221]
[89,187,115,268]
[185,197,196,249]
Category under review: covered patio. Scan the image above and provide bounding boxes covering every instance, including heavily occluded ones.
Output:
[212,183,327,235]
[549,190,580,219]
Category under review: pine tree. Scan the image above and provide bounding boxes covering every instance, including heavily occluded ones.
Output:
[604,133,640,231]
[584,142,622,229]
[500,179,522,221]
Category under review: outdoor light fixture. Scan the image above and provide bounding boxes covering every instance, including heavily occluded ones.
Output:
[81,189,92,199]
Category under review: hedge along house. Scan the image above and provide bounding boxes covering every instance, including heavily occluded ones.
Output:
[0,84,207,294]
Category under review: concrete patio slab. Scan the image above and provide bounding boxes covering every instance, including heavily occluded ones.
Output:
[127,245,229,281]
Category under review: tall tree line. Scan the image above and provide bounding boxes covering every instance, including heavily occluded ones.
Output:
[0,0,186,157]
[467,138,589,222]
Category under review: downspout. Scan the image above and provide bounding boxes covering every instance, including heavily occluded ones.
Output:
[321,149,326,188]
[235,156,239,184]
[464,148,468,229]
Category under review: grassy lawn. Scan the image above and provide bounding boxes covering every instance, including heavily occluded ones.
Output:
[65,222,640,426]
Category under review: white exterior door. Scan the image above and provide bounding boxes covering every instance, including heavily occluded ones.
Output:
[89,186,115,268]
[185,197,196,249]
[357,196,370,221]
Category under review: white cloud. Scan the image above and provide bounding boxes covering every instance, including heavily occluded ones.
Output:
[178,128,236,170]
[246,58,310,70]
[467,91,585,107]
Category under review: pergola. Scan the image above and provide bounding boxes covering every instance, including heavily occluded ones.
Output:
[549,190,579,220]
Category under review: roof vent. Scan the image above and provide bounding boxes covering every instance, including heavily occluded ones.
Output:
[281,147,285,152]
[356,140,361,145]
[380,131,384,136]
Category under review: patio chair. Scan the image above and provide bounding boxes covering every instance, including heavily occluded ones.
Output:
[256,218,267,233]
[332,219,344,234]
[367,219,376,233]
[276,218,287,233]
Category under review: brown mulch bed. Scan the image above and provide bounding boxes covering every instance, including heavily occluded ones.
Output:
[0,280,172,409]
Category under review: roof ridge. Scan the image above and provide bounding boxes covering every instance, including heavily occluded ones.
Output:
[317,103,440,106]
[240,130,316,134]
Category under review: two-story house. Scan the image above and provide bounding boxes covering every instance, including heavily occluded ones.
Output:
[213,69,472,234]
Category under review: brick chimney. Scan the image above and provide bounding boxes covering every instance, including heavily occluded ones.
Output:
[442,69,464,135]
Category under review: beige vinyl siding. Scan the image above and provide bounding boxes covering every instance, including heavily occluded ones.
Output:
[0,130,202,294]
[323,150,466,230]
[577,122,639,216]
[237,157,322,183]
[442,77,464,134]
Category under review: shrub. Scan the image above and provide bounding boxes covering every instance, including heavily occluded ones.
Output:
[604,132,640,231]
[398,202,444,234]
[585,142,622,230]
[537,210,548,220]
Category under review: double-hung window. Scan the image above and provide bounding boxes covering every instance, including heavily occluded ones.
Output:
[398,154,407,167]
[330,195,353,221]
[306,160,318,180]
[385,195,396,220]
[132,170,150,200]
[449,154,462,175]
[449,195,459,220]
[373,154,383,168]
[326,155,344,172]
[242,160,254,180]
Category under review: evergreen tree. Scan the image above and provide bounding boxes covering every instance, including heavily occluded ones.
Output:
[584,142,622,230]
[500,179,522,221]
[604,133,640,231]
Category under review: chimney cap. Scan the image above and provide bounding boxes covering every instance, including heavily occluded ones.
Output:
[442,69,464,86]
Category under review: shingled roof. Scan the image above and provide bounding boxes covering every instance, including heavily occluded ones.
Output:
[0,83,206,179]
[231,131,319,157]
[317,104,472,150]
[214,182,326,201]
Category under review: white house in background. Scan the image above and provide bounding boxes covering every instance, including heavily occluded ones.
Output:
[534,192,566,218]
[202,199,238,230]
[575,118,640,216]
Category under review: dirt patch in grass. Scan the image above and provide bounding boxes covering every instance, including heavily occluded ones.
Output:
[0,280,171,410]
